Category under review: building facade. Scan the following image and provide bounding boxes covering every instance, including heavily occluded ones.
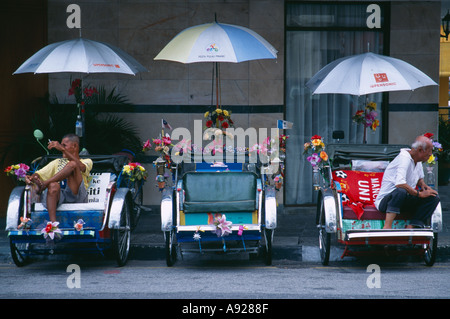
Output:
[1,0,442,213]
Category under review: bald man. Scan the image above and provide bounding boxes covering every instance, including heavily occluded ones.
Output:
[374,135,440,229]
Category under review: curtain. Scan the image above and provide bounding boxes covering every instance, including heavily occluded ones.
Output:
[285,3,385,205]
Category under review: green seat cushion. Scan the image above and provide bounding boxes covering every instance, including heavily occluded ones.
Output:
[183,172,257,213]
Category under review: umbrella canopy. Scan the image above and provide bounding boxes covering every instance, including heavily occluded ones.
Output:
[306,52,437,96]
[154,21,277,63]
[14,38,148,75]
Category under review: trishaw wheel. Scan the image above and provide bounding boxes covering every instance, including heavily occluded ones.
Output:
[264,228,273,266]
[424,233,438,267]
[10,239,30,267]
[317,198,331,266]
[112,197,131,267]
[165,230,177,267]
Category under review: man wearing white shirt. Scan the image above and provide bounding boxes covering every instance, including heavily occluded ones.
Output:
[374,135,440,229]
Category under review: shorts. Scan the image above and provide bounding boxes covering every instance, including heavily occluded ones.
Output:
[41,181,88,208]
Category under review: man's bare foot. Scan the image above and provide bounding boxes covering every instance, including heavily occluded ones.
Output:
[32,176,45,194]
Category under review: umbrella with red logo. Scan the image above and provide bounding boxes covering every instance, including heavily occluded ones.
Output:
[306,52,436,96]
[305,52,437,143]
[13,37,148,144]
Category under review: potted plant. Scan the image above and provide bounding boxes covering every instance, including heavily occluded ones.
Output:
[438,117,450,185]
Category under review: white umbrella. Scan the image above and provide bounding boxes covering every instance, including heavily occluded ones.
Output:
[306,52,437,96]
[13,37,147,145]
[13,38,148,75]
[305,52,437,143]
[154,20,277,108]
[154,21,277,63]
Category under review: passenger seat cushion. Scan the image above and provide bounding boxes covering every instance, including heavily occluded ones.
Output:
[183,172,257,213]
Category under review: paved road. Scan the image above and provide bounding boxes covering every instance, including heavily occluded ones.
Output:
[1,256,450,300]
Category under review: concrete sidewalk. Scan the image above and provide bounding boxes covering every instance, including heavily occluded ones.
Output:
[1,185,449,264]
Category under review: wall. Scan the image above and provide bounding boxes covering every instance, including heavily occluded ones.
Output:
[388,1,441,144]
[47,0,284,205]
[0,1,48,216]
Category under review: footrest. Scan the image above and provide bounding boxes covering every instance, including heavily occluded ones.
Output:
[8,229,96,238]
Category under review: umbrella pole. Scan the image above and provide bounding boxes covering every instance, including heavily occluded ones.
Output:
[215,62,219,109]
[363,95,368,144]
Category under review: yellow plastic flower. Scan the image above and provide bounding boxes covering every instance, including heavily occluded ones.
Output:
[367,102,377,110]
[223,110,229,117]
[312,139,322,147]
[204,111,210,118]
[123,165,131,173]
[216,108,222,114]
[427,155,436,165]
[371,119,380,131]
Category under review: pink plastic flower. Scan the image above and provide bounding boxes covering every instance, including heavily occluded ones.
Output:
[74,219,85,231]
[142,139,152,152]
[307,153,321,167]
[41,221,62,240]
[162,136,172,145]
[214,214,232,237]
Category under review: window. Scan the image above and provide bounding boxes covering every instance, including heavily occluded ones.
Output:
[285,2,387,205]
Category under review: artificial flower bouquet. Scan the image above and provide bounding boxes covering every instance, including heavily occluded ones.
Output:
[4,163,30,182]
[121,162,148,182]
[303,135,330,189]
[424,132,445,167]
[352,101,379,131]
[303,135,329,169]
[204,107,234,130]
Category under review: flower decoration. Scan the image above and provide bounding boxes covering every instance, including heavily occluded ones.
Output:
[4,163,30,182]
[273,174,283,191]
[41,221,62,241]
[18,217,32,230]
[237,225,248,236]
[74,219,85,231]
[172,138,192,158]
[279,134,289,153]
[193,232,202,241]
[352,101,379,131]
[122,162,148,182]
[204,108,234,130]
[423,132,445,166]
[303,135,329,170]
[212,214,232,237]
[68,78,98,104]
[142,139,152,152]
[152,134,174,167]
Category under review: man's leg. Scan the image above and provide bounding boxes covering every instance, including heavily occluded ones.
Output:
[45,182,61,222]
[42,161,83,195]
[41,161,83,223]
[384,213,397,229]
[408,194,440,227]
[379,188,408,229]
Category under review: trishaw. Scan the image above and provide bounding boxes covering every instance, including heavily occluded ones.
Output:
[6,154,144,267]
[314,144,443,266]
[157,152,279,266]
